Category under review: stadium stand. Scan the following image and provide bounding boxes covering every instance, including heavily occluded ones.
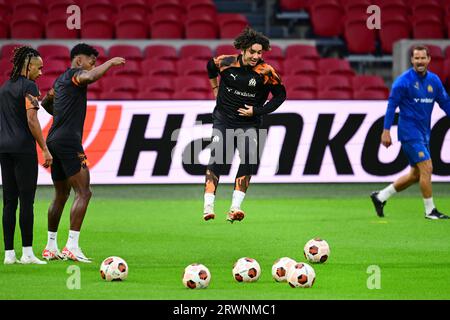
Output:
[2,0,426,100]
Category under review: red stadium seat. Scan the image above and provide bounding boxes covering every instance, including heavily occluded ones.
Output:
[179,45,213,61]
[279,0,309,11]
[353,89,388,100]
[87,91,99,100]
[352,75,387,92]
[12,0,45,19]
[317,75,352,91]
[138,76,174,94]
[285,44,320,60]
[1,44,25,59]
[185,15,218,39]
[100,76,138,94]
[172,90,209,99]
[215,44,238,56]
[174,75,210,93]
[141,59,177,76]
[0,19,8,39]
[344,14,377,54]
[115,15,149,39]
[46,18,80,39]
[217,14,248,39]
[412,15,444,39]
[135,91,172,99]
[36,76,56,94]
[411,2,442,22]
[284,75,316,92]
[287,89,317,99]
[152,0,185,18]
[0,59,12,75]
[109,45,143,62]
[177,59,208,76]
[82,1,117,17]
[117,0,149,18]
[186,1,217,18]
[99,91,136,100]
[317,89,353,99]
[87,80,102,94]
[47,0,76,15]
[81,15,114,39]
[110,61,142,77]
[0,0,10,18]
[317,58,355,77]
[264,45,284,64]
[342,0,371,15]
[37,45,70,61]
[43,60,67,76]
[379,15,411,54]
[283,59,318,76]
[144,45,178,61]
[309,0,344,37]
[422,45,445,82]
[93,45,107,61]
[150,14,184,39]
[10,16,44,39]
[379,1,408,19]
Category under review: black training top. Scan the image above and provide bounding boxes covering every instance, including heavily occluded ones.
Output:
[47,68,87,148]
[207,54,286,128]
[0,76,40,154]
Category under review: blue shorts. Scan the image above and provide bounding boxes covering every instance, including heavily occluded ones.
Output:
[401,141,431,166]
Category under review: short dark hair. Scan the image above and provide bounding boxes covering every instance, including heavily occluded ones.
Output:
[70,43,99,61]
[411,45,430,57]
[233,26,271,51]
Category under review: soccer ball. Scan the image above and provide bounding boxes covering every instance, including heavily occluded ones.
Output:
[232,257,261,282]
[100,256,128,281]
[287,262,316,288]
[271,257,296,282]
[304,238,330,263]
[182,263,211,289]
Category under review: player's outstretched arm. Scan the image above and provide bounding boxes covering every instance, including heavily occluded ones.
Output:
[75,57,126,86]
[41,88,55,115]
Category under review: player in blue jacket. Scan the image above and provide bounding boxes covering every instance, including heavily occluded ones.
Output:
[371,45,450,220]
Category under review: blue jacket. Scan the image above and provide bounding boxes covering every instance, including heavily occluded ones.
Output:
[384,68,450,143]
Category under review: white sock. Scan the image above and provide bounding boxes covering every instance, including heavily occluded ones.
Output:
[424,197,435,215]
[5,250,16,259]
[66,230,80,249]
[204,193,215,212]
[377,184,397,202]
[47,231,58,250]
[231,190,246,210]
[22,246,34,257]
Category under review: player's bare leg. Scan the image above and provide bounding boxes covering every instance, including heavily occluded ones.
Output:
[61,166,92,262]
[203,169,219,221]
[416,160,448,219]
[227,175,250,223]
[371,166,419,217]
[43,179,70,260]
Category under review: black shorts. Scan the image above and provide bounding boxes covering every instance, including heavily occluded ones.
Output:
[47,141,88,181]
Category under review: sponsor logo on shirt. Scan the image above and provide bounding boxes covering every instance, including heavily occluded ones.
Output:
[413,98,434,103]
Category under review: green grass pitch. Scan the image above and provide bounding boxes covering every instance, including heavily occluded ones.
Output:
[1,183,449,300]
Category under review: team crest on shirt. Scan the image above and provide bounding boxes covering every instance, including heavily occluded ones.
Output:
[248,78,256,87]
[427,85,433,93]
[414,82,419,90]
[418,151,425,158]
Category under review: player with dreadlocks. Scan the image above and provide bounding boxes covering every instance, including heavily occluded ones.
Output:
[202,27,286,223]
[0,46,53,265]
